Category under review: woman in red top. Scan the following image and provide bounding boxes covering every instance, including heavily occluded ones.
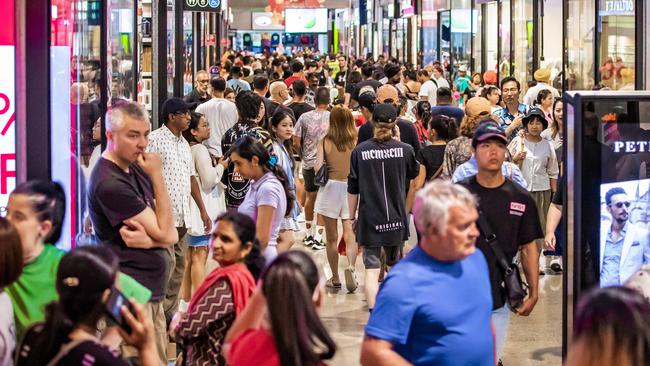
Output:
[171,212,265,366]
[414,101,432,145]
[225,251,336,366]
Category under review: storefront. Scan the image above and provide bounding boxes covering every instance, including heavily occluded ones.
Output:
[565,0,645,91]
[417,0,646,93]
[10,0,230,249]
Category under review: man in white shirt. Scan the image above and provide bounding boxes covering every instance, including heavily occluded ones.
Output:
[523,68,560,106]
[149,97,210,322]
[196,77,238,158]
[417,69,437,105]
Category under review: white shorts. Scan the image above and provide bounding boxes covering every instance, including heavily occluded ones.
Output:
[314,180,350,220]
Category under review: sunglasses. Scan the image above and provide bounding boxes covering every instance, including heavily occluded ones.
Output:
[611,201,631,208]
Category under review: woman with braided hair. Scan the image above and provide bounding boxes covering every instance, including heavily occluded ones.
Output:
[232,136,295,262]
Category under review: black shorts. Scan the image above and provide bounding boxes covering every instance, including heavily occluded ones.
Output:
[362,245,402,269]
[303,168,318,193]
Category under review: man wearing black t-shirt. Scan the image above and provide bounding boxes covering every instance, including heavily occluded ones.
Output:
[357,85,421,156]
[287,79,315,121]
[458,122,542,362]
[348,104,420,311]
[87,102,178,364]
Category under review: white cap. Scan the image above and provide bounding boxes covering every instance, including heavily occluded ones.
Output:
[459,65,468,72]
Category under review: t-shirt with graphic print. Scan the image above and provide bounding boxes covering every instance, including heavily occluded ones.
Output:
[458,175,543,309]
[348,138,420,246]
[293,109,330,170]
[221,122,274,209]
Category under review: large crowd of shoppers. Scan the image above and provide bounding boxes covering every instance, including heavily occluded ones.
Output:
[2,48,649,366]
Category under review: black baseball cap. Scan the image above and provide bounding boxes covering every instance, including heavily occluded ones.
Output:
[523,107,548,130]
[358,91,377,111]
[472,121,508,148]
[161,97,197,123]
[372,103,398,124]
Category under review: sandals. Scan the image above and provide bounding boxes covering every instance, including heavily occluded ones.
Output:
[326,278,342,289]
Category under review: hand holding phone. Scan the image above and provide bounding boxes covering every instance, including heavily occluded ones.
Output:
[115,297,155,352]
[105,288,136,334]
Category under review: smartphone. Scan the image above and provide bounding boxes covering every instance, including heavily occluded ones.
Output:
[118,272,152,305]
[105,287,135,334]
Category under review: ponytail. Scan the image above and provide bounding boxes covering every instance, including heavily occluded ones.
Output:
[373,121,396,142]
[19,302,75,366]
[266,162,296,217]
[13,180,66,244]
[231,136,295,217]
[261,252,336,366]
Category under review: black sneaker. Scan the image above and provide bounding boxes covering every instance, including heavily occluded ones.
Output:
[303,235,316,248]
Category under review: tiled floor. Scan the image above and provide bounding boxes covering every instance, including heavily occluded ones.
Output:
[305,239,564,366]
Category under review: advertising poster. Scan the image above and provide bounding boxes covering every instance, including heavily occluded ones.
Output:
[285,8,328,34]
[0,0,16,209]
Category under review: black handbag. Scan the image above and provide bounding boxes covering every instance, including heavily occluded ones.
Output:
[476,212,528,311]
[315,139,329,187]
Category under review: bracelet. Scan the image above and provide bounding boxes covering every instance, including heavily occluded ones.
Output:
[178,300,189,313]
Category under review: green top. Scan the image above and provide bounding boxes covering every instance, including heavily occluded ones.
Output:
[6,244,64,339]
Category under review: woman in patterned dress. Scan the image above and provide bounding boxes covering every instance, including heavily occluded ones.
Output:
[172,212,264,366]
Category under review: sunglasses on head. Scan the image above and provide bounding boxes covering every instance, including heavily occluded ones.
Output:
[611,201,631,208]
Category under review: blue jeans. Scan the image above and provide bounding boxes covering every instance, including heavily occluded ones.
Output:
[492,304,510,360]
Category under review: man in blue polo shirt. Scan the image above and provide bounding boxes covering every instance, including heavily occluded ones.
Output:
[361,180,494,366]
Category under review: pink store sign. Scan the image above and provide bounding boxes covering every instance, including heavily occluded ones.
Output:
[0,0,16,208]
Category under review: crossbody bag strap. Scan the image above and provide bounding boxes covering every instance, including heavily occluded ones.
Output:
[431,164,444,180]
[475,210,512,273]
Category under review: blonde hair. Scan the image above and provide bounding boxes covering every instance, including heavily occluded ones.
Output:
[326,106,357,151]
[373,121,396,141]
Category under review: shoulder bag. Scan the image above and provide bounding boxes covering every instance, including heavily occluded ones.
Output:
[315,139,329,187]
[476,211,528,311]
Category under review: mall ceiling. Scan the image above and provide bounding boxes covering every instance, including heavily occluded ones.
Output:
[230,0,354,10]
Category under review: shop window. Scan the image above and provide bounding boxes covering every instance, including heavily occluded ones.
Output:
[541,0,563,90]
[50,0,103,248]
[565,0,596,90]
[485,1,498,73]
[513,0,533,94]
[499,0,512,83]
[472,2,482,75]
[597,0,636,90]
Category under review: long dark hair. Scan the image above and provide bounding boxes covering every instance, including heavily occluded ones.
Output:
[231,136,295,217]
[270,108,296,160]
[215,211,265,280]
[428,115,459,142]
[570,286,650,366]
[182,111,205,144]
[12,180,66,244]
[261,251,336,366]
[20,247,118,366]
[415,100,432,123]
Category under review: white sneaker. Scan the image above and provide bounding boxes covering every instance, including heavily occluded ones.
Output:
[344,267,358,293]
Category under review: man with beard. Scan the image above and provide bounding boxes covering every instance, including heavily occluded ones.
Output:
[600,187,650,287]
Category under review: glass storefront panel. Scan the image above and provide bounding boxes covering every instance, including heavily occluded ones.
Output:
[566,0,596,90]
[439,10,451,75]
[485,1,498,73]
[109,0,135,101]
[499,0,512,83]
[167,0,175,97]
[513,0,533,94]
[597,0,635,90]
[450,0,472,76]
[541,0,563,90]
[473,2,482,74]
[182,12,193,95]
[50,0,103,248]
[422,1,438,65]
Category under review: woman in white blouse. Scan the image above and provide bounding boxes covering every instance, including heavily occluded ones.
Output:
[509,107,559,273]
[181,112,228,300]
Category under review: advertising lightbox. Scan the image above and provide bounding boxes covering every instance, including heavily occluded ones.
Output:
[285,8,328,34]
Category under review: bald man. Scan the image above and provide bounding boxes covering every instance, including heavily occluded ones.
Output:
[183,69,211,105]
[267,80,295,118]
